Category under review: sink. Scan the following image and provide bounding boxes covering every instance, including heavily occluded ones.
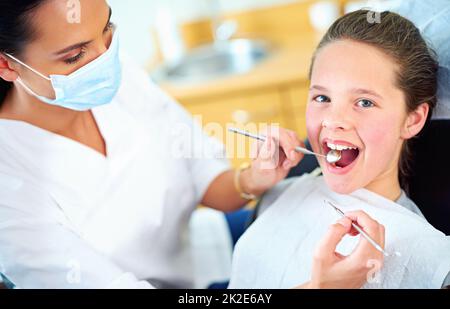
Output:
[152,39,272,84]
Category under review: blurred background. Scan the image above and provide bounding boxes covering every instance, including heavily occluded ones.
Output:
[108,0,391,168]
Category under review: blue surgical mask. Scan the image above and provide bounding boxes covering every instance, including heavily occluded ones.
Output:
[5,31,122,111]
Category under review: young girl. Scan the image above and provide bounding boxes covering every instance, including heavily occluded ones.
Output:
[229,10,450,289]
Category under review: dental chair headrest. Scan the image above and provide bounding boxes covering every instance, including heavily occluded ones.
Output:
[380,0,450,119]
[408,119,450,235]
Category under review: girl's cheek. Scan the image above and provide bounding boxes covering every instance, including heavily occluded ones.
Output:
[361,126,387,150]
[305,104,322,149]
[359,112,401,156]
[306,103,321,132]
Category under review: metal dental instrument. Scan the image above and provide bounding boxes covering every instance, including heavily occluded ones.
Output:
[228,127,342,164]
[324,200,390,257]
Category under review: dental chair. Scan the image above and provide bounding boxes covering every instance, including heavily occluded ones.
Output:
[407,119,450,235]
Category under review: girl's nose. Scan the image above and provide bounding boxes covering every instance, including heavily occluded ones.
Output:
[322,116,351,131]
[321,101,353,131]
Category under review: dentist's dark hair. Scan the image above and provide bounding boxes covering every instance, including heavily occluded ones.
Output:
[0,0,46,106]
[309,10,438,192]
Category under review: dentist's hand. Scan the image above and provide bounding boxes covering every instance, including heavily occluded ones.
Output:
[307,211,385,289]
[239,126,304,196]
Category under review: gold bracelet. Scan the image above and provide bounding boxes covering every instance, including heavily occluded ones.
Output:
[234,162,257,201]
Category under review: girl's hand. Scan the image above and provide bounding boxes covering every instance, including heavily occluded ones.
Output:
[240,126,304,196]
[308,210,385,289]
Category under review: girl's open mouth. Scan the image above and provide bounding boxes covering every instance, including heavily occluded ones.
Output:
[322,140,360,171]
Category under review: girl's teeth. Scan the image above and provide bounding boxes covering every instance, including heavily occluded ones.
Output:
[327,143,337,150]
[326,142,357,151]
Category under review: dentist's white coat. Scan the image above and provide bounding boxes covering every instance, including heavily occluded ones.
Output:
[0,58,230,288]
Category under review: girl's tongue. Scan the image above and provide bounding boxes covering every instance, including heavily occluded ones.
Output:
[335,148,359,168]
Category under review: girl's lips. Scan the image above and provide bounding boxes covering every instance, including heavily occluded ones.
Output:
[320,138,362,174]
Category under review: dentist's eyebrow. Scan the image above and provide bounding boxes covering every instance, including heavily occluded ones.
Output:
[53,6,112,56]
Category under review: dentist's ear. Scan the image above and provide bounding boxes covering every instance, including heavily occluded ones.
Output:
[0,54,19,82]
[401,103,429,139]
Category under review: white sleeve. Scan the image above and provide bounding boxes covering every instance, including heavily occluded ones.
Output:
[164,97,231,203]
[118,55,231,202]
[187,115,231,202]
[0,207,154,289]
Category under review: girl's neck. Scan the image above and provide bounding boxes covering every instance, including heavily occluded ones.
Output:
[365,167,402,202]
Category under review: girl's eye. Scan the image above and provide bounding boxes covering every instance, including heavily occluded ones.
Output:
[64,47,86,65]
[313,95,331,103]
[357,99,375,108]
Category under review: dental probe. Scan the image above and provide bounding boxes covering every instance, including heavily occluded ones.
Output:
[228,127,342,164]
[325,200,390,257]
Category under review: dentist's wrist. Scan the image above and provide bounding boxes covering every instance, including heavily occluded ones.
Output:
[238,163,266,198]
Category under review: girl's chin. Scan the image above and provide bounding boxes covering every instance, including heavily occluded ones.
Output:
[319,153,363,194]
[322,174,359,194]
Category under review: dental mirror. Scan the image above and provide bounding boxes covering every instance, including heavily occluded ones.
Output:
[228,128,342,164]
[293,146,341,164]
[325,149,341,164]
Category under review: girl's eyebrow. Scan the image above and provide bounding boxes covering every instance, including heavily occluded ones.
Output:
[310,85,384,100]
[351,88,384,100]
[309,85,328,92]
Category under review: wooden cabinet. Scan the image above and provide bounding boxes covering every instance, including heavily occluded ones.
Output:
[184,91,286,129]
[285,83,309,138]
[178,84,309,168]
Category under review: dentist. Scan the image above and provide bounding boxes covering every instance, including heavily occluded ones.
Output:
[0,0,385,288]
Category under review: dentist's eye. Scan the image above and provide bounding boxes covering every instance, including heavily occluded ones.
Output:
[104,22,115,33]
[64,47,86,65]
[313,95,330,103]
[357,99,375,108]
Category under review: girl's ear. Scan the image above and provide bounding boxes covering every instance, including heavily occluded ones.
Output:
[0,54,18,82]
[401,103,429,140]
